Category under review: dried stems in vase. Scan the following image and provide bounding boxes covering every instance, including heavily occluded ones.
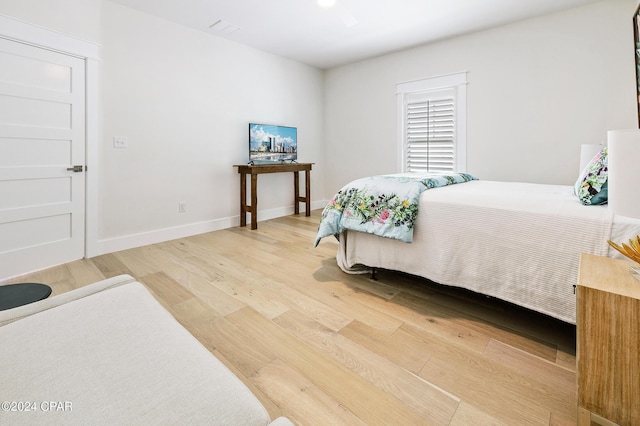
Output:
[607,235,640,264]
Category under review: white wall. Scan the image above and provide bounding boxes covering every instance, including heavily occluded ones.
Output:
[0,1,325,255]
[323,0,638,193]
[98,2,324,251]
[0,0,101,42]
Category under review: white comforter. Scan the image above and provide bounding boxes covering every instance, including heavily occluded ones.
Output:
[337,180,638,324]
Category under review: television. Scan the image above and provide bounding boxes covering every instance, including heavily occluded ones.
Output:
[249,123,297,164]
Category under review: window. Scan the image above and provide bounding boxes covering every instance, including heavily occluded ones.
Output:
[397,72,467,173]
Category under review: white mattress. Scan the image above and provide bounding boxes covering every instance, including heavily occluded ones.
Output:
[337,180,640,324]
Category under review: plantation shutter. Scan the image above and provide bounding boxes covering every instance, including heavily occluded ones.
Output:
[405,88,456,173]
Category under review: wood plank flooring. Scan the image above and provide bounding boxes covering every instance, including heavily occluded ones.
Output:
[3,210,577,425]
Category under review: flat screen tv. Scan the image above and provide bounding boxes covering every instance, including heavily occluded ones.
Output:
[249,123,297,164]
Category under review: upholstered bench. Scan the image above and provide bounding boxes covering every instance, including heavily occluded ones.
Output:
[0,275,293,425]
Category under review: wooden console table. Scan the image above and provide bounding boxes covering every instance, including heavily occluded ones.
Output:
[234,162,314,230]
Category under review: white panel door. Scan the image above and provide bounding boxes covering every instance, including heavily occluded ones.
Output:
[0,37,85,279]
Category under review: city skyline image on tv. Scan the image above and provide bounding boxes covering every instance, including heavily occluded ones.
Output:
[249,123,297,163]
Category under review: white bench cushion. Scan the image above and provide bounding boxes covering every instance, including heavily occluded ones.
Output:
[0,279,285,425]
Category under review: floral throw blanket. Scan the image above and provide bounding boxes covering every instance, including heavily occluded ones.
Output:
[314,172,477,246]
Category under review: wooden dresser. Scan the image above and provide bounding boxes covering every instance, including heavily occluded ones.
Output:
[576,253,640,426]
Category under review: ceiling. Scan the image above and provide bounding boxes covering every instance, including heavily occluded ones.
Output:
[110,0,599,69]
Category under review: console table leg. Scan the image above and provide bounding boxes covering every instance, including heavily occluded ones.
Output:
[293,171,300,215]
[239,172,247,227]
[250,174,258,230]
[305,169,311,217]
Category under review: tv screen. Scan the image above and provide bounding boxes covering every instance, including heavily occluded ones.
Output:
[249,123,297,163]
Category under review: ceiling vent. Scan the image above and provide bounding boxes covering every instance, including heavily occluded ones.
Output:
[209,19,241,36]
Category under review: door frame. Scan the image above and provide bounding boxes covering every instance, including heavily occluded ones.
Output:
[0,13,100,259]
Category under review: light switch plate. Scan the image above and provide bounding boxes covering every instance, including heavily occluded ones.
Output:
[114,136,128,148]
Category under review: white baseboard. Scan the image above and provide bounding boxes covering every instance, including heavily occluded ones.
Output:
[95,216,237,256]
[95,200,328,256]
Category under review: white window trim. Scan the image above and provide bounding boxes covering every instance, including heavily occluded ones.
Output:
[397,72,467,173]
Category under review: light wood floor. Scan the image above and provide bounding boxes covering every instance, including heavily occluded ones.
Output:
[4,210,577,425]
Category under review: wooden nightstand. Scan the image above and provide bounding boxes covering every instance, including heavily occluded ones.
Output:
[576,253,640,426]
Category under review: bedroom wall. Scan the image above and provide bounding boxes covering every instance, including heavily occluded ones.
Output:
[0,1,325,255]
[323,0,638,193]
[0,0,101,41]
[97,2,324,251]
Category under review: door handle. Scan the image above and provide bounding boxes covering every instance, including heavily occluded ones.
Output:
[66,165,84,172]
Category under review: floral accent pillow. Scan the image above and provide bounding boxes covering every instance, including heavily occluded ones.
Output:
[574,146,608,205]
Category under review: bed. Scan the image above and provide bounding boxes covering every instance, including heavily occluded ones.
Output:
[315,173,640,324]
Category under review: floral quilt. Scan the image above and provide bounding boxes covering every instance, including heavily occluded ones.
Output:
[314,172,477,246]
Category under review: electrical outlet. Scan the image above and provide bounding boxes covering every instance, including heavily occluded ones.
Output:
[178,202,186,213]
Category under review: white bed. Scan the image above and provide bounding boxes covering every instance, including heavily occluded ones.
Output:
[334,180,640,324]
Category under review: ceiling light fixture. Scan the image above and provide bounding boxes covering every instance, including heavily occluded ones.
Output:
[318,0,336,8]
